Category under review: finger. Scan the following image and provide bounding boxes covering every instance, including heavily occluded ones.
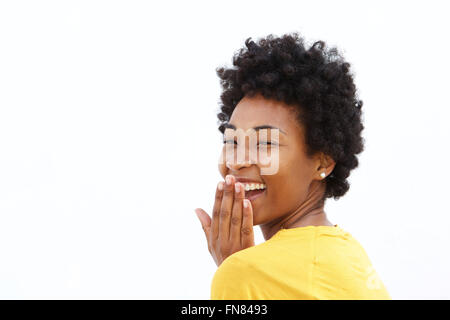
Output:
[210,181,224,243]
[219,174,235,243]
[195,208,211,240]
[241,199,255,248]
[229,182,244,242]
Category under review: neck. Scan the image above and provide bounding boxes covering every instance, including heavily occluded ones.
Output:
[259,180,333,241]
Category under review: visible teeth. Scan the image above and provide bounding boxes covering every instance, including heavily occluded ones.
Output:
[243,183,266,191]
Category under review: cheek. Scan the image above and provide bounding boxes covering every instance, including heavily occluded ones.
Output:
[267,174,305,202]
[218,162,227,178]
[264,154,310,209]
[282,159,311,197]
[218,148,228,178]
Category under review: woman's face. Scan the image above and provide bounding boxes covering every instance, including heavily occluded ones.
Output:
[218,93,324,226]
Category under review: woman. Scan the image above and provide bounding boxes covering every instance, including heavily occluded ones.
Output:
[195,32,391,300]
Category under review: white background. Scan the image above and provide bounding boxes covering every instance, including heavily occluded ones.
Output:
[0,0,449,299]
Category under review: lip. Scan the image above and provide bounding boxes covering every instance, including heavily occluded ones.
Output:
[245,189,266,201]
[234,176,265,184]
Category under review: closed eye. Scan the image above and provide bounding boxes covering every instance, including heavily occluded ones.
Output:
[223,140,278,146]
[258,141,277,146]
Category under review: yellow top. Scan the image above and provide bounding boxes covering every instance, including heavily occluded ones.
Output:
[210,225,391,300]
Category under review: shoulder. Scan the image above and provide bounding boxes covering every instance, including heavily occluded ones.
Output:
[314,227,373,275]
[315,227,373,265]
[313,228,391,299]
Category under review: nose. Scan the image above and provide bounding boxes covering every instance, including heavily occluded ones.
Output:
[224,138,257,171]
[226,156,252,171]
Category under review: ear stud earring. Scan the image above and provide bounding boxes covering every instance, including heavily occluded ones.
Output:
[320,172,326,178]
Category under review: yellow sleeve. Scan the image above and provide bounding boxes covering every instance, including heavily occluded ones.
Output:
[210,254,256,300]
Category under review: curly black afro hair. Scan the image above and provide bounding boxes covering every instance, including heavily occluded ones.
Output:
[215,32,364,201]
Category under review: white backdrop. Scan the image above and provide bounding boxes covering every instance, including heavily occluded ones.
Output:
[0,0,449,299]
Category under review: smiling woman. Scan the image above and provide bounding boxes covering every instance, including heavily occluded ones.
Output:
[194,32,391,299]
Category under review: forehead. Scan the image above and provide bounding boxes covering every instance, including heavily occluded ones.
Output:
[229,94,300,134]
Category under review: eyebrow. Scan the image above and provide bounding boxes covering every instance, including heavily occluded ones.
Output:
[223,123,287,135]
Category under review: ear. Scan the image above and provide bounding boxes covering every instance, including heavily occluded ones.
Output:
[315,152,336,179]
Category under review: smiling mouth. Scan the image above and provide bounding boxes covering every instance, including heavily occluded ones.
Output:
[236,181,266,201]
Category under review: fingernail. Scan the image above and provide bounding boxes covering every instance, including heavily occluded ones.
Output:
[235,183,240,193]
[226,175,233,185]
[218,181,224,191]
[243,200,249,208]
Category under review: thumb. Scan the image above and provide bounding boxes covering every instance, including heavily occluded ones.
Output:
[194,208,211,232]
